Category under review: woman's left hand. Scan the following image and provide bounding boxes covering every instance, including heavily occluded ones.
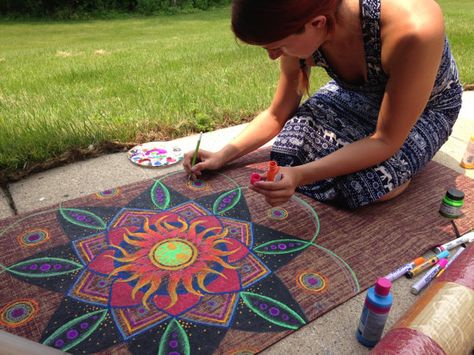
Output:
[249,166,300,206]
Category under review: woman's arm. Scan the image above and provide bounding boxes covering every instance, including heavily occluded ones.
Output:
[183,55,304,174]
[216,55,304,162]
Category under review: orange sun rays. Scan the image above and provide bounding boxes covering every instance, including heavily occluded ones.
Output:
[106,215,241,309]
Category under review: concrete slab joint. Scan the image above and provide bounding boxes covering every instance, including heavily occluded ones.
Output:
[0,185,16,218]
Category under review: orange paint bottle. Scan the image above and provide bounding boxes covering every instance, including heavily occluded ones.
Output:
[266,161,280,181]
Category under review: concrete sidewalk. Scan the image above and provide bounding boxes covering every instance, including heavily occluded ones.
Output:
[0,91,473,354]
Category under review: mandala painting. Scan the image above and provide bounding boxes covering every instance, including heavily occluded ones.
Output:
[2,153,473,354]
[0,166,361,354]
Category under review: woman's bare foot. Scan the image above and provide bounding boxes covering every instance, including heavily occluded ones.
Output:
[377,179,411,202]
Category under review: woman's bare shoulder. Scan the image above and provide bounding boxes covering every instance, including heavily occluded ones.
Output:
[380,0,445,75]
[381,0,444,39]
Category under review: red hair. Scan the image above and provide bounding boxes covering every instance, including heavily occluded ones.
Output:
[231,0,341,95]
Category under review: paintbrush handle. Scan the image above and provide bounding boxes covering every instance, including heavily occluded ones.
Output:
[191,132,202,167]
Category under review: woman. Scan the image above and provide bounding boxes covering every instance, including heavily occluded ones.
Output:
[183,0,462,208]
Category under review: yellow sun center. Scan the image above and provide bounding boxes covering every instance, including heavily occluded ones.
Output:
[149,238,197,270]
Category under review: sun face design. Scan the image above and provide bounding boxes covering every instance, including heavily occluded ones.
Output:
[106,214,241,309]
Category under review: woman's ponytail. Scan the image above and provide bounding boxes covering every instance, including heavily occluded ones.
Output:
[297,59,310,96]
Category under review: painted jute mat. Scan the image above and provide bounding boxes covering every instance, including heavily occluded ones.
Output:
[0,148,473,354]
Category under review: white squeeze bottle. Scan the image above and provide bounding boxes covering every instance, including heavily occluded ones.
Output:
[460,135,474,169]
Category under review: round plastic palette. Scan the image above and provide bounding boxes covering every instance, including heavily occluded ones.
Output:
[128,142,184,167]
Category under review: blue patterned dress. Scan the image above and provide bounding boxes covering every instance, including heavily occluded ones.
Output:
[270,0,463,209]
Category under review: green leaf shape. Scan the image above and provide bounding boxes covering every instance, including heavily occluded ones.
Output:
[59,207,107,230]
[212,188,241,215]
[151,180,171,210]
[43,309,108,352]
[158,318,190,355]
[7,257,83,278]
[241,292,306,330]
[254,238,311,255]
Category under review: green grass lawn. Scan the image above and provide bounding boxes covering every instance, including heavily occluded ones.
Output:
[0,1,473,178]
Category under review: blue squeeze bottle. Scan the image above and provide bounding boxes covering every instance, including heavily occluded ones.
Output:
[356,277,393,347]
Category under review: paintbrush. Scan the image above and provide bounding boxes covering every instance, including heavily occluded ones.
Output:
[189,132,202,180]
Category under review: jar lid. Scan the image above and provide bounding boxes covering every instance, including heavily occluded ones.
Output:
[446,188,464,201]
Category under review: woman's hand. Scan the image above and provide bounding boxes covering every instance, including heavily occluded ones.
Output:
[249,166,300,206]
[183,149,225,177]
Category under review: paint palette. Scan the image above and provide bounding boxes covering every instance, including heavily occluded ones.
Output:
[128,142,184,167]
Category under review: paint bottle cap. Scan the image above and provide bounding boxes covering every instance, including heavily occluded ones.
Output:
[269,161,278,168]
[438,259,449,268]
[250,173,261,185]
[436,250,449,259]
[446,188,464,201]
[413,257,425,266]
[374,277,392,296]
